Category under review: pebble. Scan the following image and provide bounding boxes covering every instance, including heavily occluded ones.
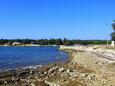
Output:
[58,67,65,72]
[30,83,36,86]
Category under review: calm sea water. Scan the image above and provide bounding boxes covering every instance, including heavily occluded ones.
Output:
[0,46,67,70]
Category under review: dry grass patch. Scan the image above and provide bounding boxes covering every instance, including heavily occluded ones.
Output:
[63,80,86,86]
[75,65,95,73]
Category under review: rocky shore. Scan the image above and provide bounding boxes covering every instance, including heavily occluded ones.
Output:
[0,45,115,86]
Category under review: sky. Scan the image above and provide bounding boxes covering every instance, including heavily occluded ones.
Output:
[0,0,115,40]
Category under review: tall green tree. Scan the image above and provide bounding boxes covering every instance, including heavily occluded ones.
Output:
[56,39,63,45]
[111,20,115,41]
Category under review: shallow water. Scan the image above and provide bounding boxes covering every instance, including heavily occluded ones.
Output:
[0,46,67,70]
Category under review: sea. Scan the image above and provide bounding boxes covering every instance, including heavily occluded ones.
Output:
[0,46,67,70]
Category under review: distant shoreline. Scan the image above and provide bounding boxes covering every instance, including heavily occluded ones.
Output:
[0,44,58,47]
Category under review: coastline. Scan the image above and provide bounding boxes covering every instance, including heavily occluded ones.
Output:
[0,44,58,47]
[0,46,76,86]
[0,45,115,86]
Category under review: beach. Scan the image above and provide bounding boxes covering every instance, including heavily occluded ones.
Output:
[0,45,115,86]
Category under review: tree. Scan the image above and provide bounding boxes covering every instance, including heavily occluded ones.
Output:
[63,38,67,45]
[49,39,56,45]
[65,40,74,45]
[56,39,63,45]
[111,32,115,41]
[111,21,115,41]
[112,23,115,30]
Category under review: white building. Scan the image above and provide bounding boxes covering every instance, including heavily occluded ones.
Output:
[12,42,21,46]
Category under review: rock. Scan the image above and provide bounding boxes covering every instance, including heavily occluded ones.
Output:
[58,67,65,72]
[11,78,15,81]
[31,81,49,86]
[83,73,96,81]
[39,74,44,77]
[80,74,86,77]
[12,77,20,82]
[68,72,78,79]
[91,75,96,80]
[30,83,36,86]
[48,67,57,73]
[0,80,4,84]
[45,81,59,86]
[44,72,47,75]
[95,62,99,64]
[67,69,70,73]
[4,81,8,84]
[85,73,89,77]
[30,70,34,74]
[86,76,91,81]
[0,70,16,78]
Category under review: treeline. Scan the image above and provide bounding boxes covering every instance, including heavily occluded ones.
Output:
[0,38,111,46]
[72,40,111,45]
